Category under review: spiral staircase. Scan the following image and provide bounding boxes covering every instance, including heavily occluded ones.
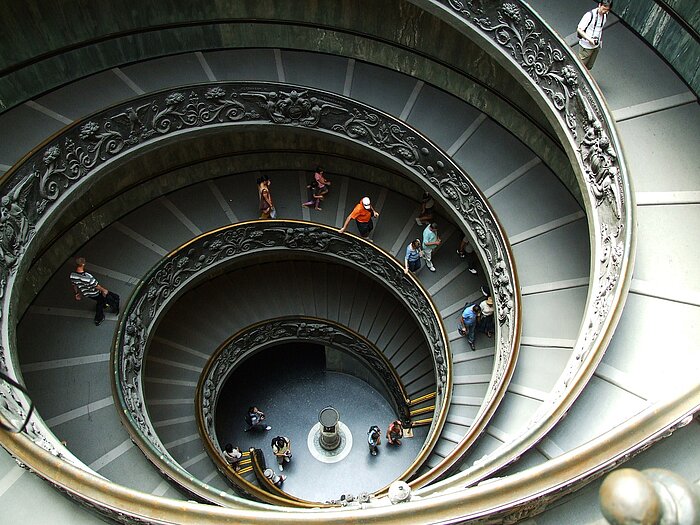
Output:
[0,1,699,523]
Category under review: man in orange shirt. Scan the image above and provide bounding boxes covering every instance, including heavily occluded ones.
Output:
[339,196,380,238]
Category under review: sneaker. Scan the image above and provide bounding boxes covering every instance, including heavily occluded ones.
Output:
[480,285,489,297]
[469,341,476,351]
[279,464,283,471]
[458,328,466,336]
[265,425,272,431]
[371,450,377,456]
[94,318,104,326]
[468,268,477,274]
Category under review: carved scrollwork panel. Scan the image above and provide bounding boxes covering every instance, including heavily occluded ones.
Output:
[0,80,517,501]
[197,317,412,452]
[111,222,451,498]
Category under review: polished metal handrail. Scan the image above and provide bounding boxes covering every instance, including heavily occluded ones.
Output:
[406,0,636,495]
[196,316,412,442]
[112,220,450,505]
[2,386,698,523]
[0,79,519,499]
[0,0,643,520]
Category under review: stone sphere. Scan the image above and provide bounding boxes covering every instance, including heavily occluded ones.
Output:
[642,468,700,525]
[388,481,412,505]
[600,469,661,525]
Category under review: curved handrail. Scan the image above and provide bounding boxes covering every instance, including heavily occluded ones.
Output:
[387,0,637,494]
[0,79,519,495]
[112,220,451,505]
[249,449,327,507]
[2,385,698,523]
[0,0,641,521]
[196,316,412,460]
[212,447,330,509]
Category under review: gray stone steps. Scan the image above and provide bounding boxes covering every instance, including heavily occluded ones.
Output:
[10,44,596,505]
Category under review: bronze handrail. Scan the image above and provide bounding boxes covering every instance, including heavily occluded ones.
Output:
[112,220,451,505]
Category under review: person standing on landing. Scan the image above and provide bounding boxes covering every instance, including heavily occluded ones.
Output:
[386,420,404,446]
[70,257,120,326]
[271,435,292,471]
[577,1,613,70]
[244,406,272,432]
[339,197,379,239]
[367,425,381,456]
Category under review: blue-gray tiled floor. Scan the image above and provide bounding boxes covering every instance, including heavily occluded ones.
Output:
[216,344,428,501]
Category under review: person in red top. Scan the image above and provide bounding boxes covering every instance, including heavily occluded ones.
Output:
[339,197,379,238]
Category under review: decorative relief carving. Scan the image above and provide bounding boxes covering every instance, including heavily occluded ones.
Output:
[116,222,449,466]
[0,2,637,523]
[439,1,629,393]
[242,89,344,126]
[0,80,517,502]
[199,317,412,447]
[435,0,633,514]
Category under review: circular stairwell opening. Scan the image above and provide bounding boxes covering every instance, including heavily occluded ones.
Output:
[214,342,427,502]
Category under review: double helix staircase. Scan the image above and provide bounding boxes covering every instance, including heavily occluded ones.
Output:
[0,0,698,523]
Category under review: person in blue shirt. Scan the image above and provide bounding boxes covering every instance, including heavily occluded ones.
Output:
[404,238,422,274]
[459,303,482,351]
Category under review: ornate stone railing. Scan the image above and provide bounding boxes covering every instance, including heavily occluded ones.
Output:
[197,316,412,449]
[407,0,636,494]
[0,1,640,522]
[0,79,519,493]
[195,316,415,504]
[112,220,450,504]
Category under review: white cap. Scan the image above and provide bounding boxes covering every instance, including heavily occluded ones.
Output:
[362,197,371,209]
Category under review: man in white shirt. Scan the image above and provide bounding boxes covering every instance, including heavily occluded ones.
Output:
[577,1,613,70]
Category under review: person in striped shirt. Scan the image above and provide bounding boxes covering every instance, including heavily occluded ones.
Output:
[70,257,120,326]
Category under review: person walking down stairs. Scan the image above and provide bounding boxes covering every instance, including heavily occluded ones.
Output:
[339,196,380,239]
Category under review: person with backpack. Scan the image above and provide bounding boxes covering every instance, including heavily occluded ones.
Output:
[367,425,381,456]
[577,1,613,70]
[271,435,292,471]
